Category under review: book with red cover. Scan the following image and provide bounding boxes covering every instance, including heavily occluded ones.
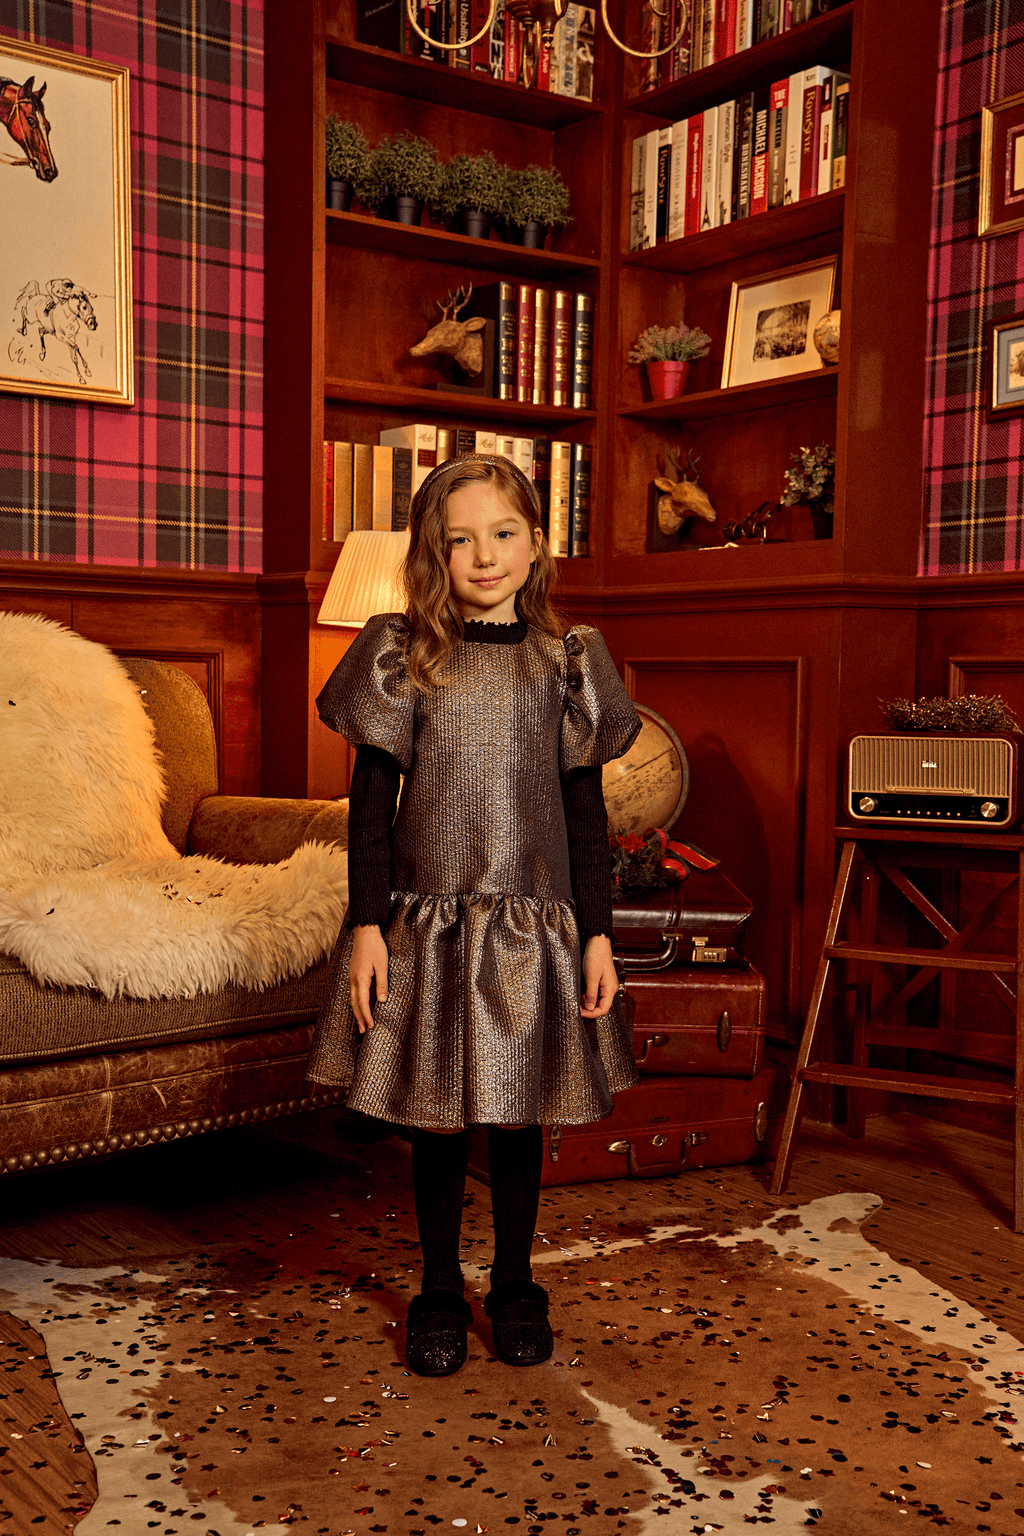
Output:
[684,113,704,237]
[517,283,536,403]
[749,84,771,216]
[504,11,519,81]
[799,67,827,199]
[767,77,788,209]
[470,0,490,69]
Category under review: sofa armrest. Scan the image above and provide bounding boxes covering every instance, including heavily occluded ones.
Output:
[188,796,349,865]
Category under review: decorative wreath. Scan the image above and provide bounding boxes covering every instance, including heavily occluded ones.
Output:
[609,826,719,902]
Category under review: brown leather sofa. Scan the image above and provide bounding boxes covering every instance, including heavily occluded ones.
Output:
[0,657,348,1178]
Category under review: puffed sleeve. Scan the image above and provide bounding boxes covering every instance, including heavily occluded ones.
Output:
[315,613,416,773]
[560,626,642,775]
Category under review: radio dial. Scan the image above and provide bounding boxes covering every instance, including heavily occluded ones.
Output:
[858,796,877,813]
[981,801,999,819]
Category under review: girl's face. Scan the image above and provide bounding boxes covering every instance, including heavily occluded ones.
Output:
[445,480,541,624]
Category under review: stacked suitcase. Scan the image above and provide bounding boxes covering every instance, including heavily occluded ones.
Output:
[470,867,786,1187]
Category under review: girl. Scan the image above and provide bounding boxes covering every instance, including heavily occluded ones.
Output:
[308,453,640,1377]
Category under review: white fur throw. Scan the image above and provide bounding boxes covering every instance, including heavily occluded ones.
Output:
[0,613,348,999]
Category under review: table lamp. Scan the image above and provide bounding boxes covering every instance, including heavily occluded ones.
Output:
[316,529,411,627]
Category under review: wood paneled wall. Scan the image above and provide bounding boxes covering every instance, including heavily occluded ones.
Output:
[0,562,262,797]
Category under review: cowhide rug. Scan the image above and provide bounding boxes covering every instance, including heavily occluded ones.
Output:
[0,611,347,999]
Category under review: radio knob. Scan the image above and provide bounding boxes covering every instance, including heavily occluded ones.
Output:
[981,801,999,819]
[858,796,877,813]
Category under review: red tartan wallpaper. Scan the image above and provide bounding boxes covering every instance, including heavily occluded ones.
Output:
[0,0,263,571]
[922,0,1024,575]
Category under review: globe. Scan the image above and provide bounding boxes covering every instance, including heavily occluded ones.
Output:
[602,704,689,835]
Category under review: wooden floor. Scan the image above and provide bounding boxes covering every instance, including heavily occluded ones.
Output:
[3,1108,1024,1536]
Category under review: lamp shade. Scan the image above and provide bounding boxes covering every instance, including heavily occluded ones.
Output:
[317,530,411,627]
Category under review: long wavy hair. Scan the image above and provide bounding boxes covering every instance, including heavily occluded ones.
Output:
[402,453,563,692]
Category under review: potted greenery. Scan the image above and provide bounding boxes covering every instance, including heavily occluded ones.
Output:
[359,132,442,225]
[500,162,572,247]
[628,321,712,400]
[325,116,371,211]
[433,151,512,240]
[780,442,835,538]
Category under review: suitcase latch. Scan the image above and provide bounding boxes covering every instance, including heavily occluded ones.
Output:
[692,937,728,964]
[607,1139,630,1155]
[636,1033,670,1064]
[686,1131,709,1148]
[753,1102,768,1142]
[717,1010,732,1051]
[549,1125,562,1163]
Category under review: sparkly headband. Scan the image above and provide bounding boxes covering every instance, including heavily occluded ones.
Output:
[415,451,542,516]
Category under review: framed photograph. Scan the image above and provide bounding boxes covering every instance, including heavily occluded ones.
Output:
[721,257,838,390]
[979,90,1024,239]
[986,313,1024,417]
[0,38,133,404]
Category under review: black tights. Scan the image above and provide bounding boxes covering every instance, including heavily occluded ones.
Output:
[410,1125,543,1295]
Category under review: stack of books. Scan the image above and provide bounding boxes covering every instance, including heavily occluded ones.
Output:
[628,67,850,249]
[639,0,849,91]
[466,282,593,408]
[323,427,592,557]
[357,0,595,100]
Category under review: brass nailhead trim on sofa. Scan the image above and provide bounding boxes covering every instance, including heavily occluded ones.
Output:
[1,1090,347,1175]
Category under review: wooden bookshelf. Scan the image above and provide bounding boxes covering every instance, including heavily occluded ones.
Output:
[620,367,838,421]
[326,208,602,278]
[621,189,845,274]
[324,375,598,424]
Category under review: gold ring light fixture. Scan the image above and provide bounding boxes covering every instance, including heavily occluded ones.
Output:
[403,0,689,59]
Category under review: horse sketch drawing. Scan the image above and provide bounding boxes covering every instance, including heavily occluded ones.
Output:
[0,76,57,180]
[10,280,97,383]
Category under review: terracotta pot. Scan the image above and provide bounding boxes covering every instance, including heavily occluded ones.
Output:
[326,178,354,211]
[646,359,690,400]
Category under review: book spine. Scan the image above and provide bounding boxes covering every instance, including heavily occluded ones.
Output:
[550,289,573,407]
[767,78,788,209]
[497,280,518,401]
[436,426,457,464]
[456,427,477,456]
[734,92,753,220]
[489,0,505,76]
[831,77,850,188]
[356,0,402,49]
[517,283,536,403]
[672,0,692,78]
[640,0,663,90]
[750,86,770,215]
[717,100,734,227]
[576,4,595,99]
[629,136,645,251]
[470,0,490,69]
[504,10,519,81]
[784,70,803,204]
[735,0,753,52]
[655,127,673,242]
[782,0,792,30]
[453,0,472,67]
[818,73,834,192]
[513,437,534,480]
[518,18,539,87]
[643,130,659,249]
[372,445,393,531]
[569,443,591,557]
[537,28,552,89]
[714,0,733,61]
[690,0,704,73]
[352,443,374,531]
[684,113,704,236]
[323,441,334,542]
[549,441,572,557]
[701,0,715,67]
[531,437,552,537]
[559,3,577,95]
[799,68,824,198]
[533,286,550,405]
[497,433,517,460]
[333,440,354,541]
[757,0,778,41]
[667,118,688,240]
[700,106,718,230]
[571,291,594,410]
[391,446,412,530]
[475,428,498,453]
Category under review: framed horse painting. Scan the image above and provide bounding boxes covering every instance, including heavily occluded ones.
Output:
[0,38,133,405]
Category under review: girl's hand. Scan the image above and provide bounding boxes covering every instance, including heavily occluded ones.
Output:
[350,924,389,1033]
[580,933,618,1019]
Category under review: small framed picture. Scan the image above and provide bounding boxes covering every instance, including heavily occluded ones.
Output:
[987,313,1024,416]
[0,37,133,404]
[979,91,1024,238]
[721,256,838,390]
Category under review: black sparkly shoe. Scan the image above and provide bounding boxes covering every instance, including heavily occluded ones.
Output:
[405,1290,473,1377]
[484,1281,553,1367]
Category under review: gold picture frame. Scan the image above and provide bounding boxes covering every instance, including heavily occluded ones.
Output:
[721,256,838,390]
[0,38,133,404]
[979,89,1024,239]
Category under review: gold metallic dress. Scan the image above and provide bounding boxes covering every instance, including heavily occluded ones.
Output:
[307,614,642,1129]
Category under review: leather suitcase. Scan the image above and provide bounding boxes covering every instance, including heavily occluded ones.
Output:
[611,867,753,971]
[466,1065,786,1187]
[625,961,765,1078]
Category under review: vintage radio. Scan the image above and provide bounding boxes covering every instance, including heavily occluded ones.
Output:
[847,733,1020,827]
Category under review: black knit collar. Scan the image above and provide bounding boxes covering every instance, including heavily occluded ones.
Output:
[462,617,528,645]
